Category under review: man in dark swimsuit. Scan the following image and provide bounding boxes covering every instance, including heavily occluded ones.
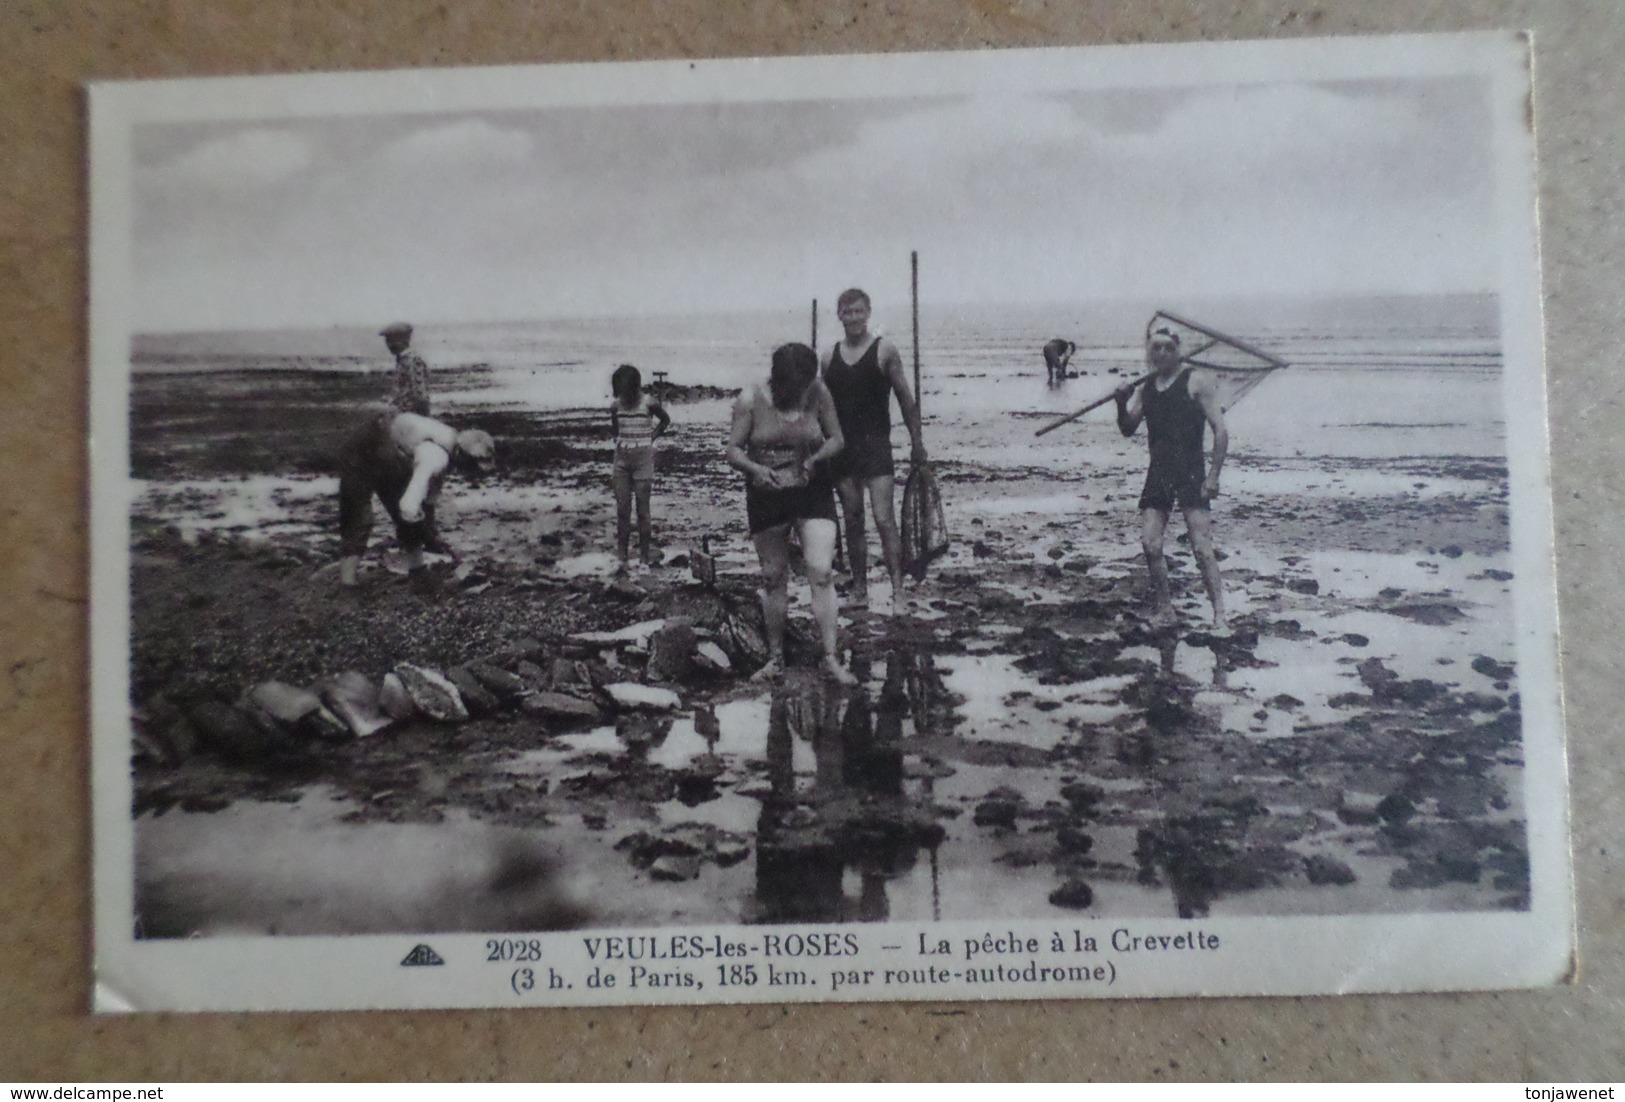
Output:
[1043,338,1076,385]
[821,288,928,611]
[1114,327,1229,630]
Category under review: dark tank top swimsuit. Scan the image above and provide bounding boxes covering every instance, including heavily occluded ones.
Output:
[1139,368,1207,510]
[826,337,892,442]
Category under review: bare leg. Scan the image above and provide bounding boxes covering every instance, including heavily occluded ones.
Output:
[612,467,633,566]
[836,477,868,601]
[867,473,903,601]
[751,525,792,677]
[799,518,856,685]
[635,480,654,564]
[1183,506,1227,631]
[1140,507,1175,624]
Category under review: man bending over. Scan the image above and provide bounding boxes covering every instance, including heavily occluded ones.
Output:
[336,410,495,594]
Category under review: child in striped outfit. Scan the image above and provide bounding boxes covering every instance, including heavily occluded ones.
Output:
[609,364,671,573]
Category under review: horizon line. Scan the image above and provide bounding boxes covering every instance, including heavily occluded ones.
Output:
[132,288,1499,340]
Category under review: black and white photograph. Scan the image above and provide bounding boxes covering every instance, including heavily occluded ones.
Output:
[88,32,1570,1011]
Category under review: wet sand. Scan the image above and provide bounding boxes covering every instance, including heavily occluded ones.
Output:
[127,362,1527,935]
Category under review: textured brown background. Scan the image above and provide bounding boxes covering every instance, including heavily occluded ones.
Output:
[2,0,1620,1082]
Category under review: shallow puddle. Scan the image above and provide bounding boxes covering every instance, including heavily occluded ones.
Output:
[134,540,1529,935]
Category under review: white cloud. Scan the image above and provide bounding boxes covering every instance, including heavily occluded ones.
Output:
[149,129,313,190]
[792,95,1091,183]
[1120,83,1408,162]
[377,119,535,170]
[130,79,1498,330]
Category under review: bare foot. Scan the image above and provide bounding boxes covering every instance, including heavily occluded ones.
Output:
[750,658,784,684]
[822,656,859,686]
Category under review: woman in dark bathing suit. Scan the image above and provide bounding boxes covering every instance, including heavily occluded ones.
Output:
[726,343,856,685]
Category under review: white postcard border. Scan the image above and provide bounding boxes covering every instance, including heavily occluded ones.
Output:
[88,31,1572,1013]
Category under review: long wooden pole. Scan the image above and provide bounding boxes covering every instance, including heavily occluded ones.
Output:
[1034,372,1154,437]
[911,251,921,414]
[810,298,817,352]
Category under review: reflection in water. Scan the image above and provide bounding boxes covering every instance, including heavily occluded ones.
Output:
[1131,630,1261,918]
[753,649,946,924]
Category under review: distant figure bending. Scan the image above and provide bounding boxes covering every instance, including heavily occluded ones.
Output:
[1113,328,1229,631]
[1043,338,1076,386]
[337,411,495,593]
[381,321,432,416]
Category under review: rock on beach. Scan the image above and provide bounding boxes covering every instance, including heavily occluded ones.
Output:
[320,671,392,738]
[243,680,349,742]
[1304,855,1358,886]
[645,620,698,682]
[379,673,417,722]
[605,683,682,712]
[469,662,527,700]
[395,664,469,722]
[1048,879,1095,910]
[447,667,501,716]
[244,680,323,726]
[693,642,732,674]
[521,692,605,723]
[189,701,292,762]
[571,620,666,647]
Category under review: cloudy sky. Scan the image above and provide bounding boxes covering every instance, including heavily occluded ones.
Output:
[130,74,1495,332]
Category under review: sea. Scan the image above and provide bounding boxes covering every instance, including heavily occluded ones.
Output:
[133,292,1507,465]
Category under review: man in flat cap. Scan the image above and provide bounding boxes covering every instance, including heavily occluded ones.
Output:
[381,322,432,416]
[336,410,496,594]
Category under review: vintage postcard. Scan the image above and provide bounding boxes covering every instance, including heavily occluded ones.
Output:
[89,31,1570,1012]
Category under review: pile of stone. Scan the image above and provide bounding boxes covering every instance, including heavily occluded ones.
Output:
[566,614,757,683]
[131,617,756,768]
[131,580,786,770]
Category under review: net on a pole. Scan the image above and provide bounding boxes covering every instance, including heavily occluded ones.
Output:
[900,463,950,581]
[1145,310,1288,413]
